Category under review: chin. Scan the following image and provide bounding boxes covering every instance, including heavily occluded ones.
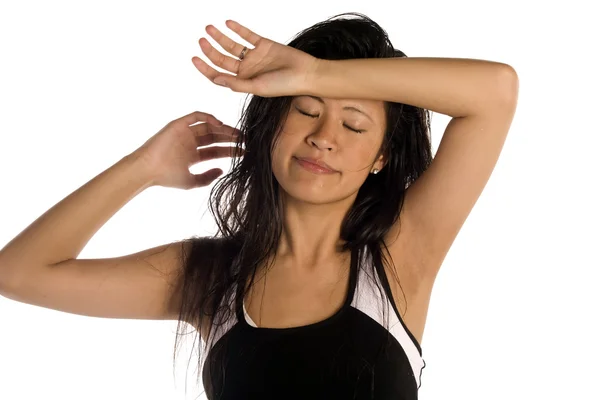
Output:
[277,177,358,207]
[275,178,334,204]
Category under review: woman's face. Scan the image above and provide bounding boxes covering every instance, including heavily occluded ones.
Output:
[271,95,387,204]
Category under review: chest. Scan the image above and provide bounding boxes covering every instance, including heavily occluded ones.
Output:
[243,259,352,329]
[203,321,419,400]
[200,250,430,346]
[242,253,417,333]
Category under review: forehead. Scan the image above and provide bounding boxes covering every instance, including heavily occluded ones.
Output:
[295,95,382,108]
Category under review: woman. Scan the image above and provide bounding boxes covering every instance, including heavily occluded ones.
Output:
[0,12,518,400]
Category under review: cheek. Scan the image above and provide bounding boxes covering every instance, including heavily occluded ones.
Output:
[271,130,295,160]
[357,145,375,161]
[347,140,380,168]
[270,132,300,180]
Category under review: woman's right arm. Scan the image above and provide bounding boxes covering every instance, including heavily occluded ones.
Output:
[0,111,239,321]
[0,154,187,320]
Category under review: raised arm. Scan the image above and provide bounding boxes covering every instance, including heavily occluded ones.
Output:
[0,111,239,322]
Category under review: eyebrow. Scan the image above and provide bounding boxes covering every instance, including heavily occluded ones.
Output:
[302,95,374,123]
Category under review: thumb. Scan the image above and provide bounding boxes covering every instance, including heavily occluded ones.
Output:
[188,168,223,189]
[214,76,255,94]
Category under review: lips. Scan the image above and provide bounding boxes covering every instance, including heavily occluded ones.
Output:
[294,157,337,173]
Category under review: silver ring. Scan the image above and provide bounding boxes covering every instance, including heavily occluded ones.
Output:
[239,46,248,60]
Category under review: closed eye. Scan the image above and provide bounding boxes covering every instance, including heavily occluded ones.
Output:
[296,108,365,134]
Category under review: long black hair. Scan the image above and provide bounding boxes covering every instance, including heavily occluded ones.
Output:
[171,11,432,396]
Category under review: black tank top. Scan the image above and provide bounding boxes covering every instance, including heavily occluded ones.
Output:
[201,247,426,399]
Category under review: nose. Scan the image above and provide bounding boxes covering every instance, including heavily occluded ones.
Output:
[307,118,338,152]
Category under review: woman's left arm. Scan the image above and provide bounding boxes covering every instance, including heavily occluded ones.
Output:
[309,57,519,280]
[308,57,518,117]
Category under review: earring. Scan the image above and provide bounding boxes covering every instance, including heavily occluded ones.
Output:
[372,169,379,175]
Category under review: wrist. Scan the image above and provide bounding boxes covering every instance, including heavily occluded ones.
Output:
[303,58,330,96]
[122,151,158,189]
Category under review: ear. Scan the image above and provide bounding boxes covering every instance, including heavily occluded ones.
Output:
[374,152,387,172]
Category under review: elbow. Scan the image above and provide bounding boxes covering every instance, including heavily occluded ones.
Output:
[497,64,519,106]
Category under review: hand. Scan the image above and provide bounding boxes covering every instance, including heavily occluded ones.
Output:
[131,111,242,190]
[192,19,320,97]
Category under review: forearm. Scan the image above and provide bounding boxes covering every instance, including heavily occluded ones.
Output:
[308,57,518,118]
[0,153,155,282]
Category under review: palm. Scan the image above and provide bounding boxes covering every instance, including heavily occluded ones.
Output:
[192,20,319,97]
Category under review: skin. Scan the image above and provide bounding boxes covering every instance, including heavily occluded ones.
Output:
[268,95,387,274]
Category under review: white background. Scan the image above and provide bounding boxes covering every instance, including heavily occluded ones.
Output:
[1,1,598,399]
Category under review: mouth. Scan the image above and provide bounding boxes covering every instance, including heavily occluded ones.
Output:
[293,157,338,174]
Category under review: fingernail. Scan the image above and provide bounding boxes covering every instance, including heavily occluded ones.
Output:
[214,78,227,87]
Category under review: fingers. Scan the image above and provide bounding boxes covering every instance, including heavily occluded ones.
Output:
[189,122,241,143]
[205,25,248,63]
[188,143,245,189]
[196,145,245,162]
[195,21,259,80]
[179,110,222,127]
[192,54,235,83]
[225,20,262,47]
[199,36,240,74]
[189,168,223,188]
[189,121,240,135]
[195,133,240,147]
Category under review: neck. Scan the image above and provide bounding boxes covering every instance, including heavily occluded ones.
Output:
[273,190,355,273]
